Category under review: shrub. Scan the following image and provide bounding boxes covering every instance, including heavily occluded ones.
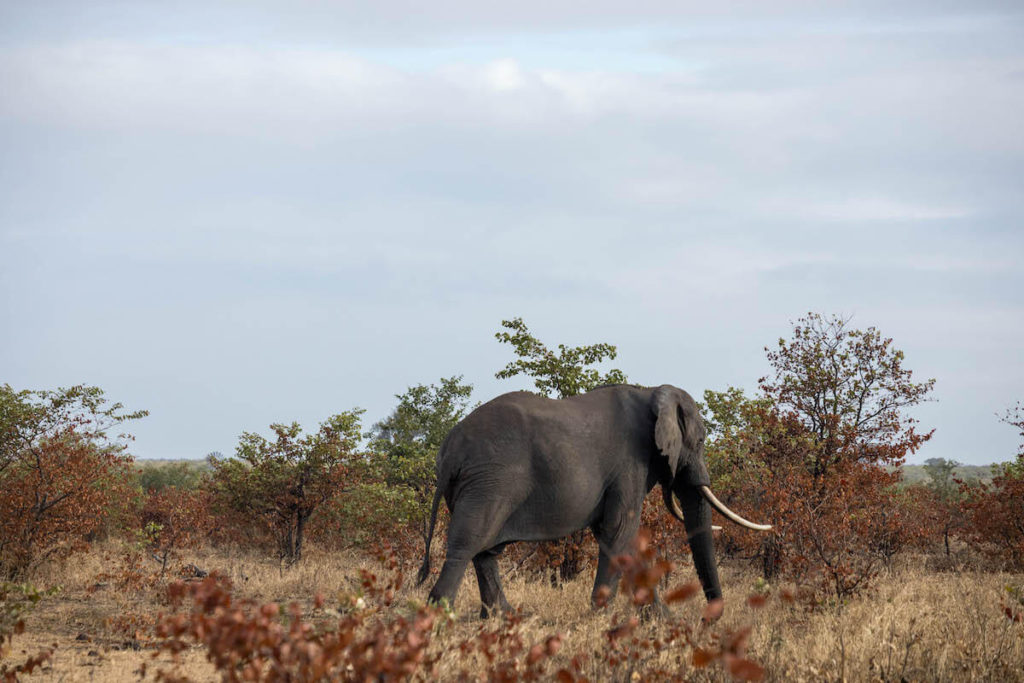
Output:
[0,384,144,580]
[151,550,440,682]
[208,411,363,565]
[359,377,473,562]
[960,404,1024,570]
[961,462,1024,570]
[140,487,214,576]
[136,461,208,493]
[310,481,428,564]
[701,314,936,600]
[151,531,765,682]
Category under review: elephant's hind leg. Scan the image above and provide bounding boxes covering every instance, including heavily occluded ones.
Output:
[473,547,512,618]
[428,494,513,610]
[428,557,470,610]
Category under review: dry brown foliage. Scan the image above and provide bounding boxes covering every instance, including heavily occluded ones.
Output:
[4,537,1024,682]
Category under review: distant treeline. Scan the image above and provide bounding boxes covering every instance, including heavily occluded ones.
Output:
[899,463,996,486]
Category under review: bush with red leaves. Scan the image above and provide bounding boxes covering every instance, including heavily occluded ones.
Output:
[959,404,1024,571]
[585,529,766,683]
[0,384,144,581]
[151,568,440,682]
[141,487,214,577]
[150,533,767,682]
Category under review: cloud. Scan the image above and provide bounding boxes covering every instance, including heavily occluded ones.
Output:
[775,197,973,222]
[1,2,1022,463]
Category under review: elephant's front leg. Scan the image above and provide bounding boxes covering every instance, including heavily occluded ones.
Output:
[590,517,640,606]
[591,546,620,606]
[592,541,672,617]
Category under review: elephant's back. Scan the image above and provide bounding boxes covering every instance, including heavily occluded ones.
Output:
[443,391,545,461]
[449,387,646,452]
[439,387,640,483]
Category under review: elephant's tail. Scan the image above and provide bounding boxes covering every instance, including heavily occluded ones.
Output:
[417,484,444,586]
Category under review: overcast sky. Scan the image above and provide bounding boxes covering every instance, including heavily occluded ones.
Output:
[1,1,1021,465]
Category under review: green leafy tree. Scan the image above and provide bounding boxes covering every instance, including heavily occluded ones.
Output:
[923,457,961,499]
[922,457,966,558]
[366,377,474,546]
[135,461,208,492]
[495,317,627,398]
[208,411,363,566]
[495,317,628,583]
[700,387,773,485]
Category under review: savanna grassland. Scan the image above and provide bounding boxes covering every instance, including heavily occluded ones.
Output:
[5,315,1024,681]
[10,540,1024,682]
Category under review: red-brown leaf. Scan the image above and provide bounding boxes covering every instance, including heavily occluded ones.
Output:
[664,582,700,604]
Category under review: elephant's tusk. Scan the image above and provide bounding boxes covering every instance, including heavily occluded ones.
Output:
[699,486,773,531]
[663,485,687,524]
[668,493,686,522]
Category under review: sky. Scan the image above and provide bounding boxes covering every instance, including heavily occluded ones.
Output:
[1,1,1022,465]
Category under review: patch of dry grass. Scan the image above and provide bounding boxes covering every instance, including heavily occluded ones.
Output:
[9,542,1024,681]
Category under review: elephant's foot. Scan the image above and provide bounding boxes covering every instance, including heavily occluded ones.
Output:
[426,593,456,613]
[479,601,514,619]
[638,598,673,622]
[590,584,616,609]
[700,598,724,626]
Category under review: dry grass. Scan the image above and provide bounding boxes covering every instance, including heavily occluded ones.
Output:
[9,542,1024,681]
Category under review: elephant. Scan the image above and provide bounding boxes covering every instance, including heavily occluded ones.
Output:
[416,384,771,617]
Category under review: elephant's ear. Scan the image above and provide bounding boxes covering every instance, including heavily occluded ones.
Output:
[652,385,683,474]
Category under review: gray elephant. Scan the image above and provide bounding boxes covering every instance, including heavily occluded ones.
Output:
[417,384,770,616]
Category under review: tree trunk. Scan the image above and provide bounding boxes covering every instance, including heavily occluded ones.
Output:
[558,531,586,583]
[762,535,782,580]
[549,531,587,585]
[293,513,306,564]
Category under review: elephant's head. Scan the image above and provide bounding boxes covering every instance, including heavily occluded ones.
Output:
[650,385,770,602]
[651,385,771,533]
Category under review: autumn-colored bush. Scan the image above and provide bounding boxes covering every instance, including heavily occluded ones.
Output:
[152,570,441,681]
[959,404,1024,570]
[0,384,145,580]
[140,487,215,577]
[590,529,766,683]
[707,403,928,600]
[699,314,937,600]
[150,532,765,682]
[207,411,363,565]
[770,462,916,597]
[961,460,1024,570]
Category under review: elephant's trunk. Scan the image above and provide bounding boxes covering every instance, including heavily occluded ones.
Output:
[698,486,772,531]
[678,486,722,601]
